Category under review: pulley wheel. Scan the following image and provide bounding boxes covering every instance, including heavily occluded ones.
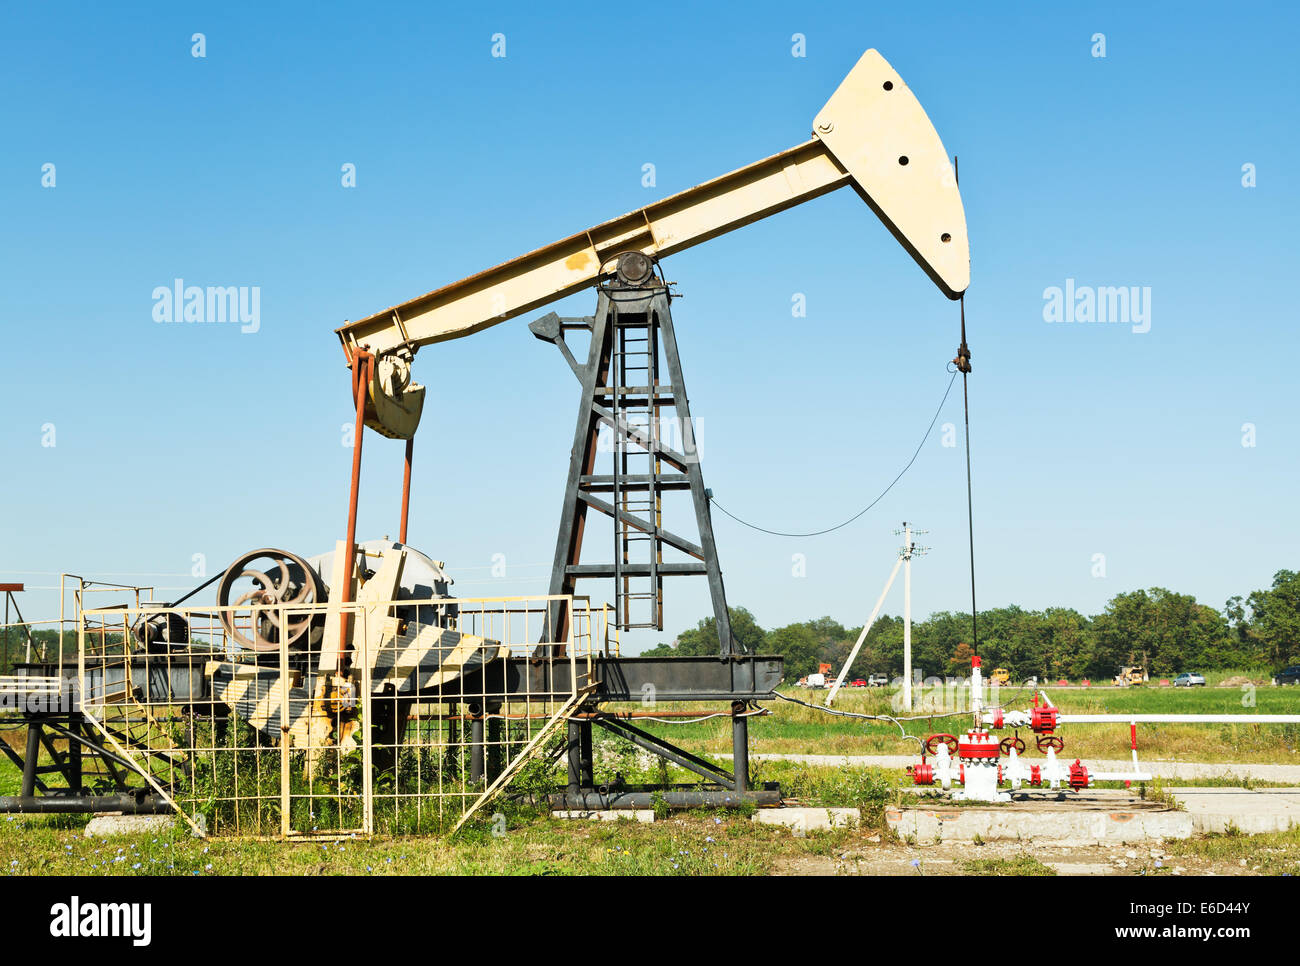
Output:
[217,548,325,652]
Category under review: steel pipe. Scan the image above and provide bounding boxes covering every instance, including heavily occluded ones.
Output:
[549,788,781,810]
[1059,714,1300,724]
[0,794,173,814]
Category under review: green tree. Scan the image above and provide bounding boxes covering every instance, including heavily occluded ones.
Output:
[1090,588,1235,676]
[1039,607,1092,679]
[828,614,904,679]
[764,623,823,680]
[913,611,967,680]
[641,606,767,657]
[1237,570,1300,667]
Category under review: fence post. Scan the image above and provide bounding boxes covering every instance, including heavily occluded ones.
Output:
[360,604,374,835]
[279,610,290,839]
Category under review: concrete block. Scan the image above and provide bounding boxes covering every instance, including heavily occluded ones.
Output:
[886,800,1192,844]
[1167,787,1300,834]
[84,814,178,838]
[752,807,860,834]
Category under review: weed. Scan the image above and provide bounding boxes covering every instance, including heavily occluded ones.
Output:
[961,854,1056,876]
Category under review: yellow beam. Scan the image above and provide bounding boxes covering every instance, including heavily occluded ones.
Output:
[336,49,968,362]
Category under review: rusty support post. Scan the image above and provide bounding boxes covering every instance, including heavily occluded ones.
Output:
[336,350,372,670]
[400,436,414,545]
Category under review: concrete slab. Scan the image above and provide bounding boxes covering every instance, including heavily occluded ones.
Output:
[883,787,1300,842]
[753,807,860,834]
[886,792,1191,845]
[1167,787,1300,834]
[83,814,177,838]
[552,809,655,823]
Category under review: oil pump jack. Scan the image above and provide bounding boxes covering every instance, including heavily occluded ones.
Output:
[327,48,969,807]
[0,49,968,819]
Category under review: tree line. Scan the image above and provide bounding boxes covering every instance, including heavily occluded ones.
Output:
[641,569,1300,681]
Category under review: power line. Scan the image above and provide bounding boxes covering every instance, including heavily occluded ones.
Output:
[708,369,958,538]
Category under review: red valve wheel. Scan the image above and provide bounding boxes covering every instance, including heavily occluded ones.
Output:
[1036,734,1065,753]
[924,734,959,756]
[1000,735,1026,755]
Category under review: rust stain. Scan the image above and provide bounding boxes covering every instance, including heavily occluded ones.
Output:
[565,250,594,271]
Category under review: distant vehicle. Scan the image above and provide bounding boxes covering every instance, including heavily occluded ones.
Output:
[805,672,826,689]
[989,667,1011,686]
[867,673,889,687]
[1273,665,1300,686]
[1173,672,1206,687]
[850,678,868,688]
[1114,665,1149,687]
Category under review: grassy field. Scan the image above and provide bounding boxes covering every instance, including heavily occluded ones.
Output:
[628,684,1300,764]
[1,683,1297,875]
[1,798,1296,877]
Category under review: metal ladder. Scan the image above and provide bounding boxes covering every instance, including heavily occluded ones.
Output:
[532,281,734,655]
[610,312,663,629]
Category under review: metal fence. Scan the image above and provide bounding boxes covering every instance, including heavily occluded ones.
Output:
[2,577,156,797]
[73,593,614,837]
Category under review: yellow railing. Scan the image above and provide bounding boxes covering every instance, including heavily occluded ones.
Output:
[75,593,601,838]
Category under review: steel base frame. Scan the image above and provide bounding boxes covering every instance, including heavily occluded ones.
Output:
[0,709,160,814]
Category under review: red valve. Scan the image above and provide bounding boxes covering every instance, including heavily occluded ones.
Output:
[1029,765,1042,787]
[1030,706,1058,734]
[988,709,1005,729]
[925,734,959,756]
[1068,759,1089,791]
[912,762,934,785]
[1036,734,1064,754]
[958,731,1000,759]
[999,735,1026,755]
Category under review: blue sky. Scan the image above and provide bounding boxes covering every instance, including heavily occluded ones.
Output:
[2,2,1296,651]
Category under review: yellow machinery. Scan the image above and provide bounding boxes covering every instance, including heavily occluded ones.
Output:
[1115,665,1150,687]
[990,667,1011,686]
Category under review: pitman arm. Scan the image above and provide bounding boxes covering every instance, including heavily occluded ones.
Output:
[336,49,969,438]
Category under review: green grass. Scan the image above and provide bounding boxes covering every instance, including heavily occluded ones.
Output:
[626,685,1300,764]
[1,758,1295,876]
[960,854,1057,876]
[0,752,19,796]
[0,810,817,877]
[1162,824,1300,874]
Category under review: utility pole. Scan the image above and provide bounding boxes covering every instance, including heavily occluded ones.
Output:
[894,522,928,711]
[825,523,927,708]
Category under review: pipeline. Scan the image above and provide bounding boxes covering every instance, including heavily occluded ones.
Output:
[0,794,173,814]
